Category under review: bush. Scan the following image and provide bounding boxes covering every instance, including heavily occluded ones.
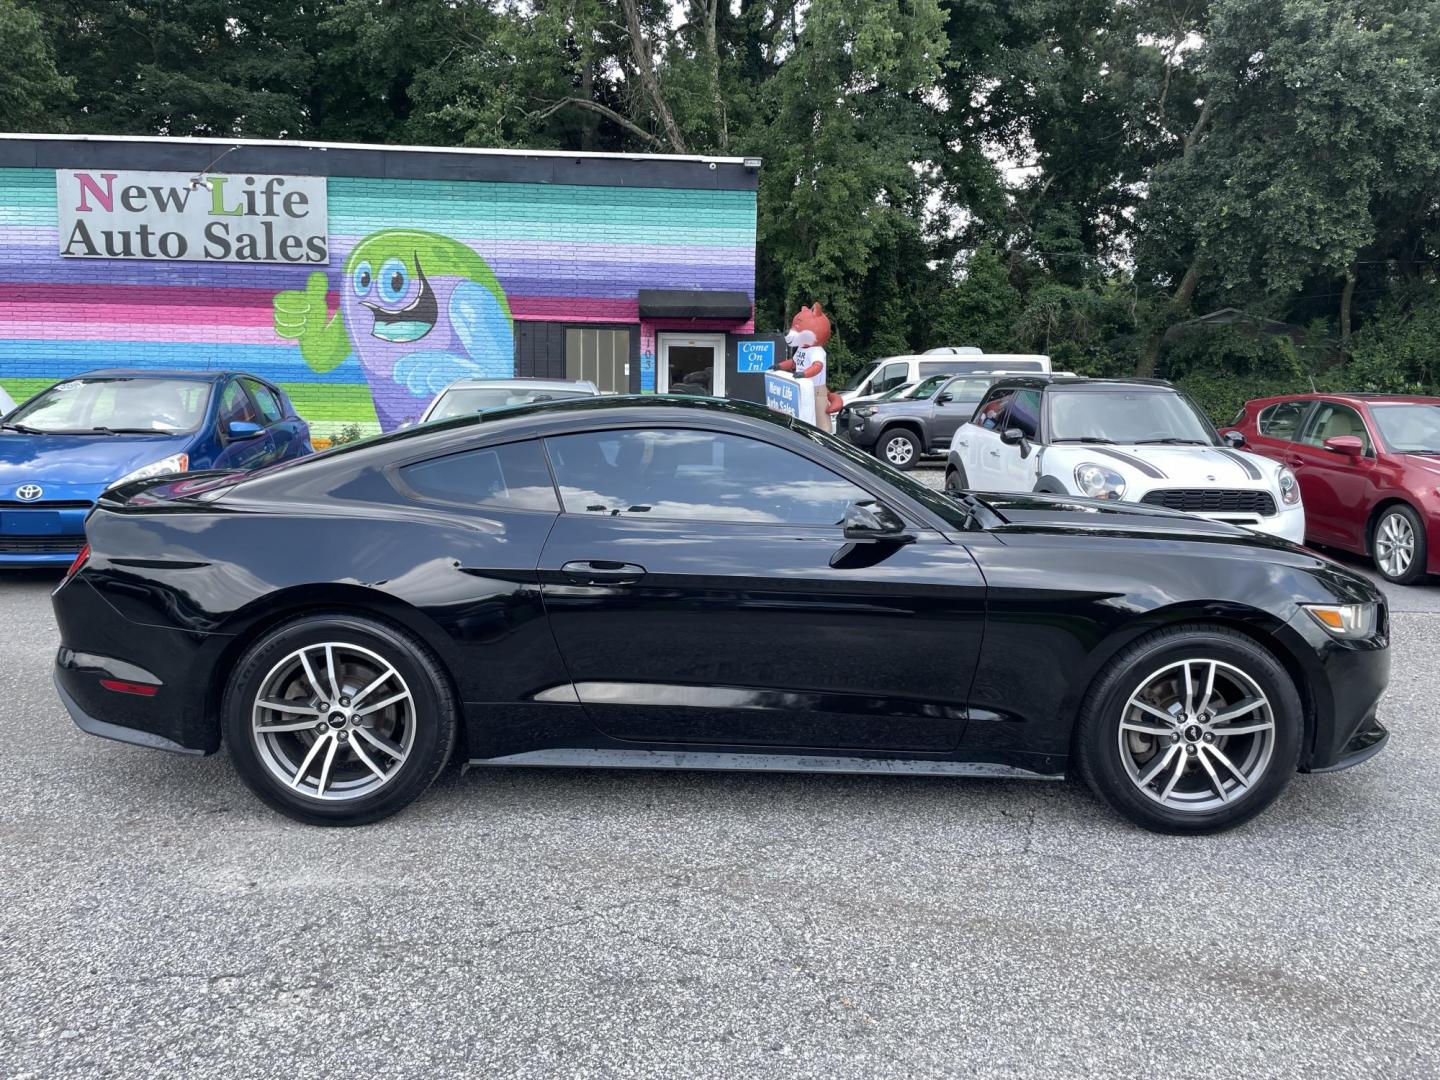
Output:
[1346,293,1440,392]
[329,423,366,446]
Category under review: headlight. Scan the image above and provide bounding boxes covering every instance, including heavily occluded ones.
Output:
[1302,602,1377,640]
[1074,462,1127,500]
[853,406,876,418]
[1278,466,1300,505]
[114,453,189,487]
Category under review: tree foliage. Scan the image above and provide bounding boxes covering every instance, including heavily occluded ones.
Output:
[9,0,1440,413]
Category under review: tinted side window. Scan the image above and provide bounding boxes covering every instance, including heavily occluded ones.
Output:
[973,388,1014,430]
[918,362,958,379]
[1300,403,1372,453]
[244,379,285,424]
[1008,389,1041,439]
[399,441,558,512]
[872,363,909,394]
[545,429,868,525]
[1258,401,1310,441]
[218,380,259,426]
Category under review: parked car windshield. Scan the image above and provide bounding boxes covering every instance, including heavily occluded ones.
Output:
[4,377,211,434]
[428,386,593,420]
[1370,403,1440,453]
[1049,389,1217,445]
[845,361,879,391]
[872,382,917,402]
[898,375,951,400]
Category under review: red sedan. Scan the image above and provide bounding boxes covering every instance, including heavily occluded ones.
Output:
[1223,393,1440,583]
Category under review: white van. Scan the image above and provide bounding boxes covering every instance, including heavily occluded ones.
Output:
[838,347,1051,404]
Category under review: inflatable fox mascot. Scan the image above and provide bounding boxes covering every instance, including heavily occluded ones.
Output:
[776,303,843,432]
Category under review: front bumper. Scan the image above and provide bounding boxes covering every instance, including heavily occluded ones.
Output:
[1286,604,1391,772]
[0,504,89,567]
[836,413,879,449]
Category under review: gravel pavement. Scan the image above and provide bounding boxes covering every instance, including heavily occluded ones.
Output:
[2,495,1437,1078]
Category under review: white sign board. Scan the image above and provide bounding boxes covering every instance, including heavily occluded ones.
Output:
[764,371,816,424]
[56,170,328,264]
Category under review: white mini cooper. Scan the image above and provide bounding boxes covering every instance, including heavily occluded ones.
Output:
[945,376,1305,543]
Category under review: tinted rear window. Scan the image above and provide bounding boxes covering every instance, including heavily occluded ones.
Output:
[398,441,558,512]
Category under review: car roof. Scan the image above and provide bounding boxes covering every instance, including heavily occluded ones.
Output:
[991,376,1175,392]
[437,377,598,391]
[1246,391,1440,408]
[65,369,234,383]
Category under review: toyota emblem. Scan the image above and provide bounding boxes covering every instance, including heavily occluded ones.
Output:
[15,484,43,502]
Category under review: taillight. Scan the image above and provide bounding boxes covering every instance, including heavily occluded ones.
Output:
[100,679,158,697]
[63,543,90,582]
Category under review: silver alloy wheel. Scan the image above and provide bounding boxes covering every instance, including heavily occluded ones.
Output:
[884,434,915,466]
[1375,511,1416,579]
[1117,658,1275,812]
[251,641,416,801]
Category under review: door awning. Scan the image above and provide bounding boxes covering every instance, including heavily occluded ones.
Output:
[638,289,752,320]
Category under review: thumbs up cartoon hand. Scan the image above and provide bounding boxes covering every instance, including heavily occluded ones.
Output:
[273,272,330,342]
[272,273,350,373]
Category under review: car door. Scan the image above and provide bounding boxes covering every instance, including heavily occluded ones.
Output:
[993,388,1043,491]
[242,377,300,461]
[536,424,986,752]
[959,386,1014,489]
[1248,399,1314,463]
[931,377,978,446]
[211,378,276,471]
[1285,400,1378,548]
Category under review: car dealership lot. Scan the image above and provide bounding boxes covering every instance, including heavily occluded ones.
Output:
[3,530,1439,1078]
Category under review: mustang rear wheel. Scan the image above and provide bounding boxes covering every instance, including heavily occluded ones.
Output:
[1075,626,1301,834]
[223,613,457,826]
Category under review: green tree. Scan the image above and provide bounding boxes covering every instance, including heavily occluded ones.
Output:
[0,0,73,129]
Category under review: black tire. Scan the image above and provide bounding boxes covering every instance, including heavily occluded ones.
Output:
[944,464,968,493]
[1371,503,1428,585]
[876,428,921,470]
[1074,625,1302,834]
[223,612,458,826]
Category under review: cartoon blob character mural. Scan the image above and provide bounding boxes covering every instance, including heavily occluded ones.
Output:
[780,303,842,433]
[273,229,514,431]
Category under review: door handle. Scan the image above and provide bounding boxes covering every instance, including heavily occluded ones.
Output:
[1285,455,1303,467]
[954,439,968,448]
[560,560,647,584]
[987,449,1000,457]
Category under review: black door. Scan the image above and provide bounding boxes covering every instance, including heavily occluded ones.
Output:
[537,426,986,752]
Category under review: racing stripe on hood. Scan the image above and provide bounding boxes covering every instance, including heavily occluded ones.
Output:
[1213,447,1262,479]
[1087,447,1167,479]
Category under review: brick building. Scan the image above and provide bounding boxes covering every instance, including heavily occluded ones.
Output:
[0,134,764,437]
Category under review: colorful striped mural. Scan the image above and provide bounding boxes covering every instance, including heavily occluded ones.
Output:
[0,165,758,433]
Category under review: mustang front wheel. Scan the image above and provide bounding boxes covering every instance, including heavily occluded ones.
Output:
[223,613,457,826]
[1075,626,1302,834]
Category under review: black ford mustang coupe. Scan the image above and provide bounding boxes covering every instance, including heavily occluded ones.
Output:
[51,396,1390,833]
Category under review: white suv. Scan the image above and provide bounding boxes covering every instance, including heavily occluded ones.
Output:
[945,377,1305,543]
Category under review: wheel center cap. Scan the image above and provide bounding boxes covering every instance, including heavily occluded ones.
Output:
[1184,724,1203,742]
[327,712,348,729]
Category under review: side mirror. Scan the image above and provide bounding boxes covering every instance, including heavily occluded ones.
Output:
[1000,427,1027,446]
[842,500,915,544]
[936,393,954,405]
[1323,435,1365,457]
[227,420,264,440]
[1222,429,1246,448]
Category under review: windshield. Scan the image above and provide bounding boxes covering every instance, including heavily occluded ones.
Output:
[4,377,211,434]
[845,362,879,391]
[900,375,950,400]
[428,386,592,420]
[871,382,916,402]
[941,376,1001,402]
[1049,390,1217,445]
[1371,404,1440,453]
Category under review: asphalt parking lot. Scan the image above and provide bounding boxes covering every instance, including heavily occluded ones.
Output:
[3,469,1437,1079]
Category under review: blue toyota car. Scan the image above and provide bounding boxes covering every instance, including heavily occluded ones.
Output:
[0,370,313,568]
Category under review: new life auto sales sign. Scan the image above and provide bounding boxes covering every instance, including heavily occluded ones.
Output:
[56,170,329,264]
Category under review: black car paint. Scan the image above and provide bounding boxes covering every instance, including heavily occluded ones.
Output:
[52,396,1389,780]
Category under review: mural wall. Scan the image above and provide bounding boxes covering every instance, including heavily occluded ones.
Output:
[0,167,758,434]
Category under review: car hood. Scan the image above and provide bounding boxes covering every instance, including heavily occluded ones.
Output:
[0,431,190,499]
[977,490,1291,544]
[1047,443,1278,486]
[1402,453,1440,476]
